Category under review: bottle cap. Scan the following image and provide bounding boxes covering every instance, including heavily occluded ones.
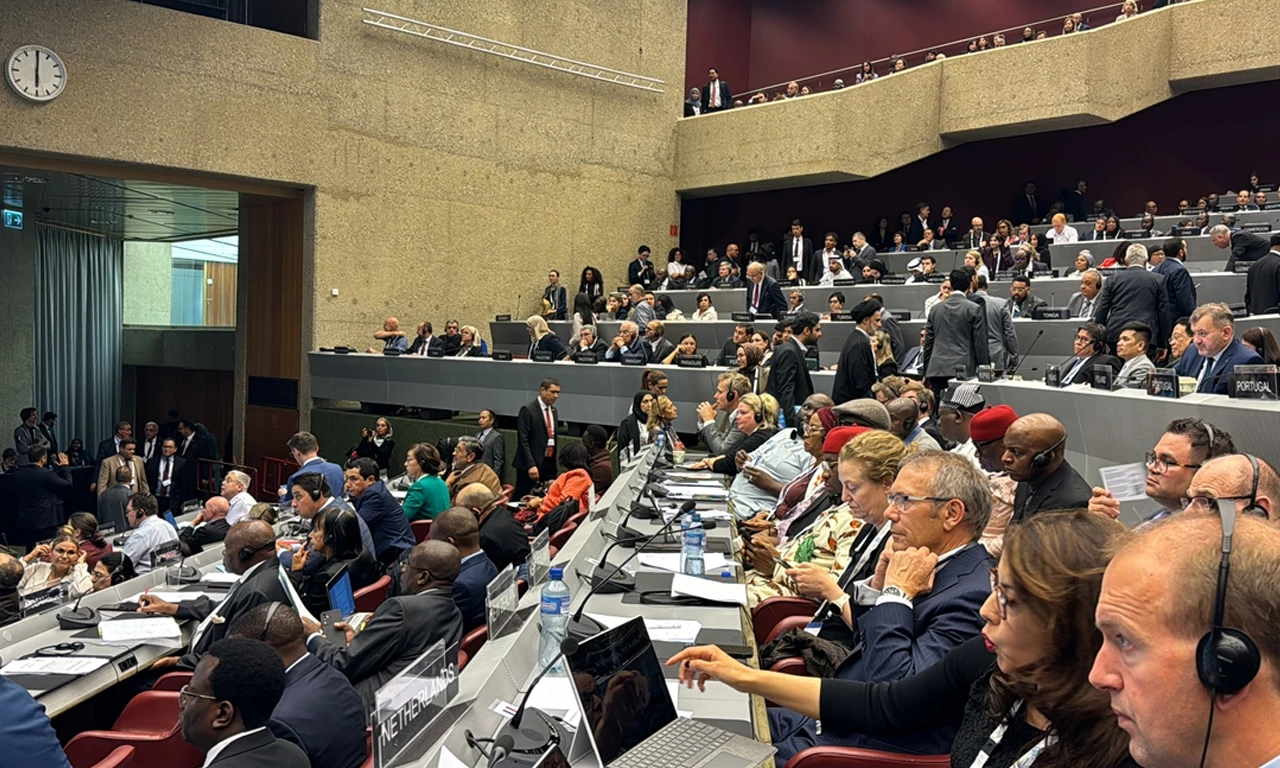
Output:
[549,567,564,580]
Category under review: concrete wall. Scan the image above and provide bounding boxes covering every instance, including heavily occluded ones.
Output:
[123,242,173,325]
[0,0,686,366]
[0,218,36,427]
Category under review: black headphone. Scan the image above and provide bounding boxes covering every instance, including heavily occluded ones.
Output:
[1195,482,1261,697]
[1031,435,1066,469]
[901,411,918,433]
[752,404,763,424]
[1241,454,1268,519]
[238,540,274,562]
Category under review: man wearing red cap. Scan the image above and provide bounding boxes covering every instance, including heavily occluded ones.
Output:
[968,404,1019,557]
[745,426,867,606]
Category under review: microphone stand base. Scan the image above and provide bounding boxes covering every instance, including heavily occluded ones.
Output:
[57,606,101,630]
[493,708,571,766]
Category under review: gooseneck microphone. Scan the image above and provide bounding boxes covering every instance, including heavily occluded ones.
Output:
[58,560,124,630]
[1009,329,1045,378]
[481,637,580,765]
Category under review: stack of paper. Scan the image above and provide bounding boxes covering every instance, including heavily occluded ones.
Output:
[201,572,241,586]
[670,574,748,606]
[124,590,211,604]
[1,657,110,676]
[583,613,704,645]
[638,552,730,573]
[99,617,182,644]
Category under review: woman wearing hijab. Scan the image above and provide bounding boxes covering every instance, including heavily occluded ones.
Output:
[616,391,653,461]
[525,315,568,359]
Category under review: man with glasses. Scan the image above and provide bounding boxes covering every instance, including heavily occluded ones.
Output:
[768,451,994,762]
[1059,322,1121,385]
[303,540,463,709]
[121,491,179,575]
[1089,418,1237,525]
[1174,302,1263,394]
[1181,453,1280,521]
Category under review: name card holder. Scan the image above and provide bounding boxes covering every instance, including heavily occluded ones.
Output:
[830,312,853,322]
[833,278,856,286]
[1090,365,1115,391]
[531,350,556,362]
[879,275,907,285]
[495,314,512,321]
[977,365,996,383]
[1234,263,1255,274]
[1229,365,1279,400]
[573,351,598,364]
[1229,302,1250,318]
[677,355,707,368]
[731,312,753,322]
[890,310,911,322]
[1146,368,1180,398]
[1044,364,1063,388]
[1242,222,1272,233]
[621,352,647,366]
[925,273,947,284]
[492,349,513,361]
[1032,307,1070,320]
[993,271,1014,281]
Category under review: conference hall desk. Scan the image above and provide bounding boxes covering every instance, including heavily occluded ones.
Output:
[0,545,225,718]
[971,379,1280,527]
[311,351,837,433]
[1026,208,1280,238]
[411,449,776,768]
[592,268,1245,318]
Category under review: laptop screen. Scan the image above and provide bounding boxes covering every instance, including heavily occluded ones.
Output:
[326,567,356,619]
[564,616,677,765]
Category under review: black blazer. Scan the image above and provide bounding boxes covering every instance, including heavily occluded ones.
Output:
[766,338,815,419]
[935,218,960,245]
[1060,352,1123,385]
[627,259,657,289]
[207,726,310,768]
[290,549,380,618]
[10,464,72,532]
[407,335,445,356]
[177,561,292,668]
[1227,231,1271,272]
[616,414,643,457]
[700,80,732,111]
[528,333,568,360]
[454,552,499,632]
[1013,194,1044,224]
[1245,251,1280,315]
[745,276,788,319]
[1012,461,1092,523]
[1092,267,1170,349]
[566,339,608,359]
[309,588,463,709]
[832,329,877,403]
[355,436,396,474]
[269,654,369,768]
[479,506,532,571]
[905,216,931,245]
[780,236,817,283]
[352,481,416,563]
[516,398,557,473]
[145,454,187,511]
[179,518,230,557]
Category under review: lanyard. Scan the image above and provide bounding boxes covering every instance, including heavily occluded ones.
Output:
[969,700,1055,768]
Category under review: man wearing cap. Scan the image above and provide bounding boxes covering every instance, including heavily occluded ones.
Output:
[831,399,891,431]
[969,404,1019,557]
[832,300,883,403]
[937,383,986,466]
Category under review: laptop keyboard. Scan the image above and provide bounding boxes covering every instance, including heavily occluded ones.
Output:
[611,718,733,768]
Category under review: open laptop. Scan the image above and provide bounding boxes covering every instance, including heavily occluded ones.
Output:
[322,566,371,645]
[564,616,774,768]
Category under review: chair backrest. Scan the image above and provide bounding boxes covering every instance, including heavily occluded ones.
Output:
[411,519,432,543]
[112,691,181,733]
[64,721,204,768]
[354,574,392,613]
[784,747,952,768]
[151,671,193,692]
[460,624,489,666]
[89,746,135,768]
[547,520,578,552]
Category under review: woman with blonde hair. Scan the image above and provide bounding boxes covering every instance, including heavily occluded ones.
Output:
[645,395,681,462]
[355,417,395,474]
[455,325,485,357]
[873,331,898,378]
[19,529,92,598]
[525,315,568,359]
[691,393,779,476]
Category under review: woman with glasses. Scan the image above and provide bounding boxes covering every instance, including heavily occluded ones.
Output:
[671,510,1138,768]
[91,551,135,592]
[19,530,92,598]
[288,506,379,616]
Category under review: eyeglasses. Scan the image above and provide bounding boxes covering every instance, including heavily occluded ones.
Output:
[1181,495,1266,516]
[179,685,220,708]
[989,568,1010,620]
[886,493,951,510]
[972,437,1002,450]
[1144,451,1201,474]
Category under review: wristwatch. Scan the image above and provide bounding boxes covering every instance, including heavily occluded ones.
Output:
[880,585,914,605]
[832,593,852,611]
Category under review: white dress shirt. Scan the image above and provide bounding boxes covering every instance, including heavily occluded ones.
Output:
[692,307,718,321]
[819,266,855,286]
[226,490,257,525]
[156,454,177,495]
[852,542,976,608]
[202,727,267,767]
[1048,225,1079,243]
[123,514,180,574]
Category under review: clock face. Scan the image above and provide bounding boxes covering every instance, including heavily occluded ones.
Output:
[6,45,67,103]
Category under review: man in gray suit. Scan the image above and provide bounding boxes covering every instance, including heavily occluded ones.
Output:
[1067,269,1103,319]
[626,284,656,327]
[923,269,990,394]
[1093,243,1170,356]
[849,231,876,271]
[476,409,505,476]
[969,275,1018,373]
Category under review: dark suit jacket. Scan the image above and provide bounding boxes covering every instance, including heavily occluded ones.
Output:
[1093,266,1171,349]
[0,675,79,765]
[442,333,463,355]
[832,328,877,403]
[1013,194,1045,225]
[700,80,732,111]
[269,654,368,768]
[627,259,657,289]
[478,506,531,571]
[766,338,814,420]
[1152,258,1197,320]
[566,339,608,359]
[541,286,568,320]
[37,423,58,456]
[146,454,187,512]
[284,458,346,502]
[683,99,701,117]
[1175,338,1264,395]
[207,726,310,768]
[935,219,960,245]
[1227,231,1271,271]
[745,276,788,319]
[290,549,380,617]
[647,337,676,363]
[905,216,931,246]
[309,588,463,709]
[94,437,119,468]
[824,543,994,755]
[407,335,445,356]
[516,399,557,474]
[454,552,498,631]
[477,429,505,474]
[177,561,292,668]
[179,518,230,557]
[10,463,72,532]
[1245,251,1280,315]
[962,230,989,250]
[1013,461,1092,523]
[352,481,416,563]
[780,236,817,283]
[528,333,568,360]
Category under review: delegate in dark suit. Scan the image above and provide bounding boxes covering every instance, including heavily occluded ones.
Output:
[479,506,532,572]
[1012,461,1092,523]
[1153,257,1197,320]
[646,336,676,363]
[454,552,498,631]
[766,337,814,421]
[701,79,732,112]
[11,462,73,546]
[1174,338,1264,395]
[176,561,293,669]
[269,653,369,768]
[627,258,657,289]
[308,588,463,709]
[205,727,309,768]
[515,398,557,498]
[905,215,931,246]
[1092,266,1170,350]
[1060,351,1123,385]
[781,236,818,283]
[0,675,77,766]
[745,276,787,319]
[179,519,230,557]
[831,329,878,403]
[528,333,568,360]
[1245,250,1280,315]
[922,294,990,385]
[1013,193,1045,225]
[352,481,416,564]
[407,334,445,356]
[1225,230,1271,272]
[770,544,994,760]
[146,453,187,512]
[477,429,505,474]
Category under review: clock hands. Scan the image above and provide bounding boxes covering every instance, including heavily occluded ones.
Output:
[33,51,40,91]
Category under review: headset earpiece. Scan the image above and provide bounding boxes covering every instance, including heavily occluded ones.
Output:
[754,407,763,424]
[260,601,282,641]
[309,487,321,501]
[1195,489,1261,697]
[1242,454,1267,518]
[1031,435,1066,469]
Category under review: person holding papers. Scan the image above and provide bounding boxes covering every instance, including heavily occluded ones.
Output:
[139,520,294,671]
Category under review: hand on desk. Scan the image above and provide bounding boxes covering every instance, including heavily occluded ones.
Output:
[138,595,179,616]
[687,458,714,471]
[150,656,180,671]
[667,645,750,692]
[1088,487,1121,520]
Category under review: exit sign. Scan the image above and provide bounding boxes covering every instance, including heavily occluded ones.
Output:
[2,209,21,229]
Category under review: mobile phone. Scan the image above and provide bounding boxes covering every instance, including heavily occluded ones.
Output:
[320,609,348,647]
[774,556,796,572]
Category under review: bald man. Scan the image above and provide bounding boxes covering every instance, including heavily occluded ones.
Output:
[430,507,497,631]
[370,316,408,354]
[0,552,23,628]
[305,540,463,708]
[140,519,293,670]
[886,397,941,450]
[1001,414,1090,523]
[1091,512,1280,768]
[179,495,231,557]
[1184,454,1280,522]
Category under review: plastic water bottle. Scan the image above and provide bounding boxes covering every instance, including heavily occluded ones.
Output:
[682,513,706,577]
[538,567,571,673]
[655,429,667,458]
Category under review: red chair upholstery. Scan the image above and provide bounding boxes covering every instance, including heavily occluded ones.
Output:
[783,747,951,767]
[64,724,204,768]
[769,657,809,676]
[566,508,590,528]
[111,691,181,734]
[459,625,488,671]
[360,727,373,768]
[354,574,391,614]
[151,671,192,692]
[517,578,529,598]
[548,521,577,552]
[86,746,135,768]
[752,596,819,645]
[764,614,819,647]
[411,519,432,543]
[458,649,470,670]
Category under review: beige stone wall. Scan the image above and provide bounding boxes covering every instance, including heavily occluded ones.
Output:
[123,242,173,325]
[675,0,1280,196]
[0,0,685,349]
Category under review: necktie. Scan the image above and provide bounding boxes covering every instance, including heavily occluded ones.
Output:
[162,459,170,484]
[711,83,718,108]
[544,405,555,458]
[1197,357,1217,390]
[752,280,761,310]
[793,238,801,267]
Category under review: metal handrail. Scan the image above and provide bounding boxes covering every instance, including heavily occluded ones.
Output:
[729,1,1138,102]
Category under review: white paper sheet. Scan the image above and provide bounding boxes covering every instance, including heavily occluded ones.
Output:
[436,746,469,768]
[670,573,747,606]
[663,485,730,498]
[1098,462,1149,502]
[638,553,730,573]
[99,617,182,643]
[584,613,704,644]
[124,591,213,604]
[200,572,241,586]
[1,656,110,676]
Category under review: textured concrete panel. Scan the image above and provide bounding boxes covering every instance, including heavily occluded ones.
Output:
[123,242,172,326]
